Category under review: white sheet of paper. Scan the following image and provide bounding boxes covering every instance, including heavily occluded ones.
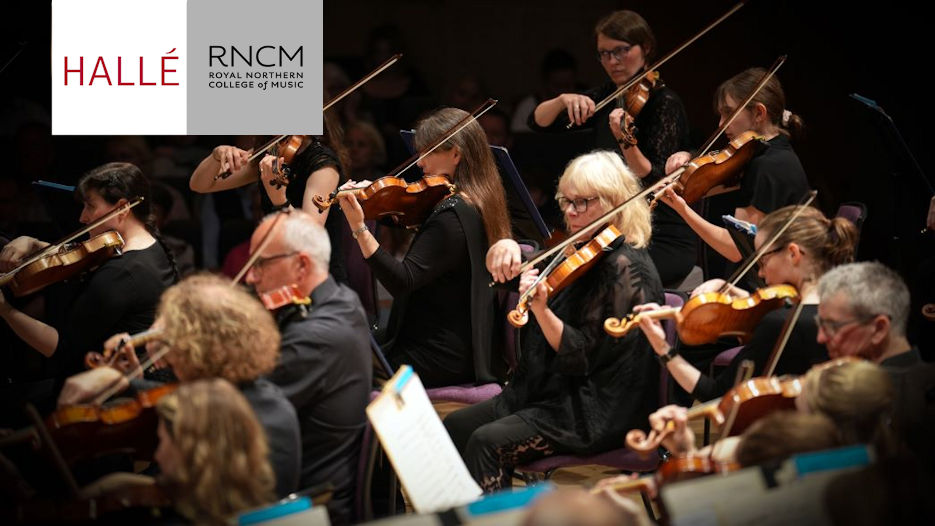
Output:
[367,366,483,514]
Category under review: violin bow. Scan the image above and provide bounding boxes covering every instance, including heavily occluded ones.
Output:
[322,98,498,205]
[0,198,143,285]
[568,1,747,129]
[92,344,173,406]
[231,208,292,286]
[648,55,787,206]
[215,54,404,181]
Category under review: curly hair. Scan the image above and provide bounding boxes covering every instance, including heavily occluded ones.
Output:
[158,273,279,382]
[157,379,275,525]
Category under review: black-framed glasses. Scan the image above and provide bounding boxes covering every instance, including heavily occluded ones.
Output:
[755,246,784,268]
[251,251,298,271]
[556,196,599,213]
[597,44,634,63]
[813,314,877,338]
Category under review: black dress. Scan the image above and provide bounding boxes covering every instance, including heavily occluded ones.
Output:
[444,239,663,491]
[367,195,505,387]
[528,80,697,287]
[691,304,827,402]
[259,140,348,283]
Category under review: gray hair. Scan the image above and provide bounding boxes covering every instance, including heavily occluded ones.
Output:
[261,211,331,272]
[817,262,909,337]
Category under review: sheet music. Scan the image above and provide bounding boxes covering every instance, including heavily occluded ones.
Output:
[367,366,482,513]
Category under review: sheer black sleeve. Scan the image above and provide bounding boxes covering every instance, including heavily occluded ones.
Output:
[634,87,691,185]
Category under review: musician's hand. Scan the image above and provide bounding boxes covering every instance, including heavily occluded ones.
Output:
[486,239,523,283]
[336,180,369,231]
[648,404,695,456]
[212,145,251,176]
[665,151,692,175]
[559,93,596,126]
[517,268,540,296]
[633,303,671,356]
[0,236,48,272]
[597,481,656,515]
[657,185,687,213]
[258,155,289,205]
[608,108,635,144]
[58,368,127,406]
[80,472,155,499]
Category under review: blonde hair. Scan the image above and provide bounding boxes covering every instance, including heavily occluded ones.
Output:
[757,205,857,276]
[556,151,651,248]
[414,107,512,246]
[802,359,896,453]
[158,379,275,525]
[158,273,279,382]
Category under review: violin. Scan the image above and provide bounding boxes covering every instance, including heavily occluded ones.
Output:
[259,284,311,311]
[312,98,497,227]
[604,284,798,345]
[508,225,622,327]
[625,375,802,455]
[48,383,177,464]
[1,230,125,297]
[267,134,313,189]
[650,56,785,208]
[84,328,163,374]
[620,70,660,119]
[313,174,456,229]
[0,198,142,297]
[668,130,768,204]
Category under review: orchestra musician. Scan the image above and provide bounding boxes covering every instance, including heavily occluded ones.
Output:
[526,10,696,287]
[445,151,663,492]
[57,274,302,498]
[0,163,178,388]
[244,210,371,525]
[660,67,809,265]
[337,107,512,387]
[634,205,857,402]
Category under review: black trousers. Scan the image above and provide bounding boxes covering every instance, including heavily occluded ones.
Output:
[444,398,564,492]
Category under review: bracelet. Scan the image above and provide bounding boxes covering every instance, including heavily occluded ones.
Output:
[352,225,369,240]
[657,346,679,365]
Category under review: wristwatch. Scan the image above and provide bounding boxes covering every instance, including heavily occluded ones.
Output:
[657,346,679,365]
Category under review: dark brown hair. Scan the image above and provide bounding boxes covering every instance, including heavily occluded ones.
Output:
[414,107,511,245]
[594,10,657,62]
[715,67,805,141]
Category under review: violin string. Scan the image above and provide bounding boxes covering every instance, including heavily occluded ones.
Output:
[92,345,173,407]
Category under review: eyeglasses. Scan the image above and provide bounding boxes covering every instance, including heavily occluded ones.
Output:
[755,247,784,268]
[251,251,298,272]
[813,314,877,338]
[556,196,599,213]
[597,44,634,63]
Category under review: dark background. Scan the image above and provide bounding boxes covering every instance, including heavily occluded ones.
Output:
[2,0,933,346]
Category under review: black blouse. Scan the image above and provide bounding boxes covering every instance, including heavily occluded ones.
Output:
[494,239,664,455]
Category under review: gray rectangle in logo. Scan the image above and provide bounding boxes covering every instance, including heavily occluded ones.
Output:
[187,0,322,135]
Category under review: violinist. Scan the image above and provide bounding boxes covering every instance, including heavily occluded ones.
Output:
[81,379,277,525]
[444,151,663,492]
[337,107,511,387]
[660,67,809,264]
[188,104,351,282]
[0,163,177,387]
[635,205,857,402]
[527,10,696,287]
[815,262,935,468]
[244,210,371,526]
[58,274,302,499]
